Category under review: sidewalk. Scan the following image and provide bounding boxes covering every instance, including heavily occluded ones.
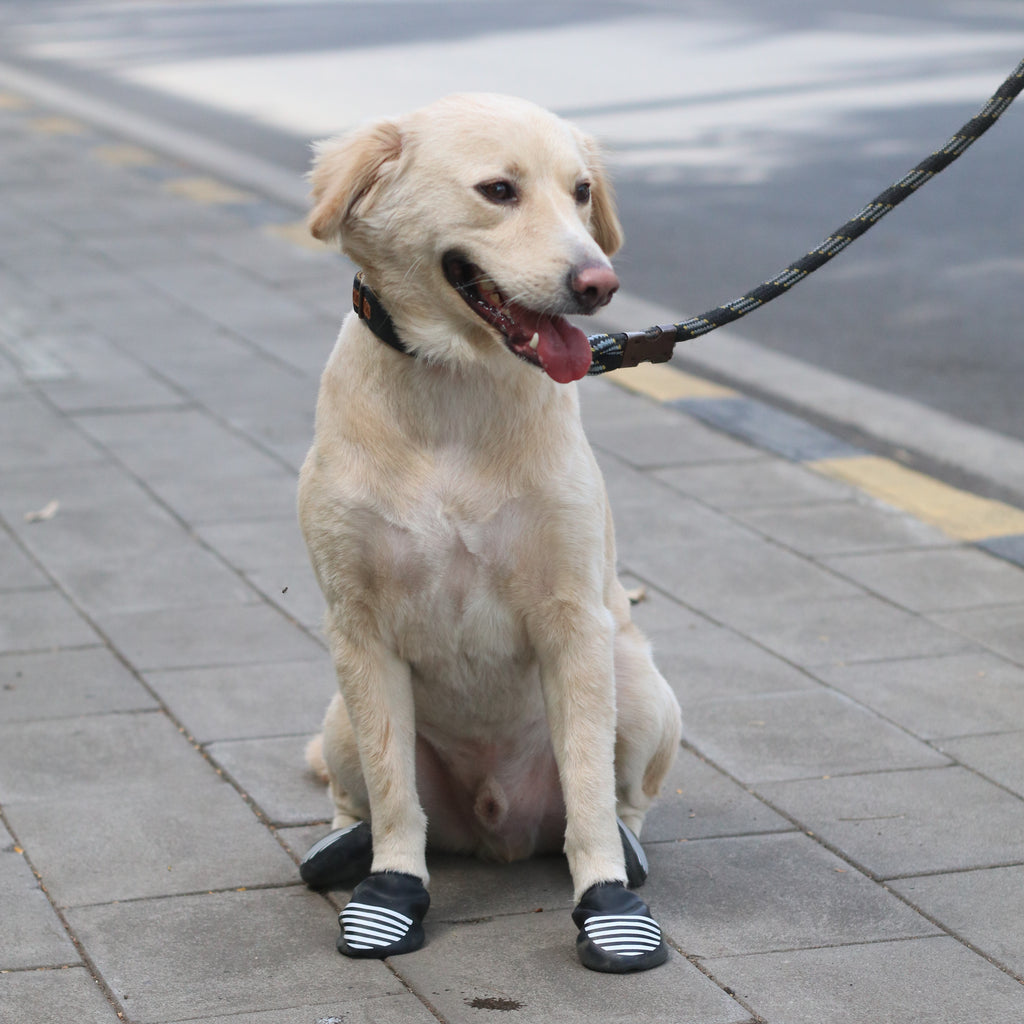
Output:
[2,89,1024,1024]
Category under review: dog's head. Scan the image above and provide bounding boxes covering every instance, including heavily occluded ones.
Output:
[308,94,623,383]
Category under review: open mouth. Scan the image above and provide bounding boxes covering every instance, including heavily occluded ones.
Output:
[442,252,593,383]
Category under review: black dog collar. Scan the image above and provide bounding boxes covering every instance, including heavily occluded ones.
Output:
[352,272,410,357]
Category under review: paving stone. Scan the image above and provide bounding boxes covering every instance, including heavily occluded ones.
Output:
[682,689,949,783]
[98,602,323,671]
[148,468,301,523]
[0,826,79,969]
[187,993,441,1024]
[66,887,401,1023]
[0,393,106,470]
[622,528,860,616]
[195,517,309,571]
[734,500,949,555]
[390,910,749,1024]
[720,594,972,667]
[207,734,329,826]
[824,546,1024,611]
[0,713,297,905]
[705,936,1024,1024]
[757,766,1024,879]
[598,449,759,559]
[5,472,268,610]
[146,658,332,743]
[633,616,819,706]
[645,832,936,958]
[0,588,100,653]
[188,223,342,287]
[74,407,291,482]
[0,461,198,567]
[39,373,184,413]
[276,824,332,863]
[890,865,1024,978]
[675,395,863,462]
[817,652,1024,739]
[931,604,1024,663]
[0,529,48,590]
[584,393,761,468]
[424,852,574,922]
[622,581,715,635]
[0,647,157,722]
[655,455,855,509]
[981,533,1024,569]
[246,564,327,633]
[937,731,1024,797]
[643,746,793,842]
[53,542,257,615]
[0,967,119,1024]
[278,275,350,321]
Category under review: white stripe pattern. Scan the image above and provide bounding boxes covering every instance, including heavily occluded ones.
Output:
[583,914,662,957]
[341,901,414,950]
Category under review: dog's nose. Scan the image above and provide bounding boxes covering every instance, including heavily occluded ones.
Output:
[570,263,619,313]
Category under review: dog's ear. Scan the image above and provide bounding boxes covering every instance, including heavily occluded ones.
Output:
[308,120,403,243]
[574,130,624,257]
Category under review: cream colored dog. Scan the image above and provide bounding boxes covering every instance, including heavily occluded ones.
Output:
[298,93,681,973]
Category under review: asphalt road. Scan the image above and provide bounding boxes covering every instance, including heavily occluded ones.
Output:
[1,0,1022,443]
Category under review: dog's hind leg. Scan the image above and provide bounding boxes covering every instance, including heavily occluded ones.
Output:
[299,693,374,890]
[319,692,371,828]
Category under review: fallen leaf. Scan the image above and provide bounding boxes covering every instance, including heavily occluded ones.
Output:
[24,499,59,523]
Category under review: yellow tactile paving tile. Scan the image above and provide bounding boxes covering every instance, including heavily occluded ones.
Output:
[92,143,160,167]
[263,220,329,252]
[608,362,736,403]
[29,115,86,134]
[809,454,1024,542]
[162,176,257,205]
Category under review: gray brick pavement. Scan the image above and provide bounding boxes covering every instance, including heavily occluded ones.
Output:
[1,94,1023,1023]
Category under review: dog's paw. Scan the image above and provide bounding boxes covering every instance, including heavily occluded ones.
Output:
[337,871,430,959]
[299,821,373,889]
[572,881,668,973]
[617,817,649,889]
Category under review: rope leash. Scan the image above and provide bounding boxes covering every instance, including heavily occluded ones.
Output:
[587,55,1024,375]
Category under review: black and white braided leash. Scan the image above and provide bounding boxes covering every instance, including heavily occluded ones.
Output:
[587,56,1024,374]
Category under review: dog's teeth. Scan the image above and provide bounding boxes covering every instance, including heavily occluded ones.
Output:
[528,333,540,350]
[478,276,502,307]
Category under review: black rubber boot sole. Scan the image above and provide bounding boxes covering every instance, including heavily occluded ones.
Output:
[572,880,668,973]
[337,871,430,959]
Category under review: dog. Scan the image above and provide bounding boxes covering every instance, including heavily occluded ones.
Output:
[297,93,682,973]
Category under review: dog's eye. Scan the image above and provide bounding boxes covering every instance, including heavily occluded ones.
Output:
[574,181,592,205]
[477,180,517,204]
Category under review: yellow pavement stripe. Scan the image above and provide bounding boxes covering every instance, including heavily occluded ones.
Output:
[0,92,29,110]
[30,115,86,134]
[92,143,160,167]
[608,362,736,403]
[263,220,328,252]
[809,454,1024,541]
[162,176,257,205]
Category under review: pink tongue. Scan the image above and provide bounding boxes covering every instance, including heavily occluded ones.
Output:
[528,315,593,383]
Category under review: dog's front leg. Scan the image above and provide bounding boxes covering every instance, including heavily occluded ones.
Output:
[534,605,670,973]
[329,630,431,959]
[535,608,624,897]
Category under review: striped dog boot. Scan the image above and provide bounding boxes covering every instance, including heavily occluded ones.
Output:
[337,871,430,958]
[572,881,668,973]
